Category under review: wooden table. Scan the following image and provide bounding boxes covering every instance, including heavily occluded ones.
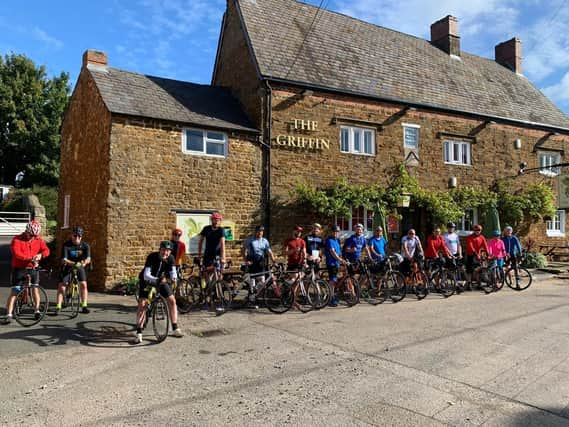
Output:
[539,245,569,260]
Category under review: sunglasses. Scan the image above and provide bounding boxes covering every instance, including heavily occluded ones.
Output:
[172,233,182,237]
[72,234,82,238]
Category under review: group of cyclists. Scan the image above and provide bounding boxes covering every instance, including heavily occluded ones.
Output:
[1,212,524,344]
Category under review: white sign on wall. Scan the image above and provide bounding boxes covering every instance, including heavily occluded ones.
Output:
[176,213,211,254]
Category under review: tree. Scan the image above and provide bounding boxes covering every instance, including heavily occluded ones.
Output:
[0,53,70,186]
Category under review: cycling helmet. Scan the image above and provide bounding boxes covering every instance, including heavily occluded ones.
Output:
[72,226,84,237]
[391,253,404,264]
[159,240,173,250]
[355,223,364,229]
[211,212,223,221]
[313,223,322,229]
[294,225,303,232]
[25,220,41,236]
[331,224,341,232]
[473,224,483,232]
[492,230,501,236]
[172,228,183,236]
[447,222,456,228]
[503,226,513,232]
[255,225,265,232]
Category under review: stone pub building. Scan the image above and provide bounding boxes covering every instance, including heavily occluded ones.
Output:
[59,0,569,289]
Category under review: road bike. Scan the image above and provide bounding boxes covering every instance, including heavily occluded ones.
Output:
[184,257,232,315]
[139,280,170,343]
[376,255,407,303]
[13,267,50,327]
[504,254,532,291]
[425,257,456,298]
[334,262,360,307]
[404,256,430,300]
[173,264,193,314]
[302,263,331,310]
[61,264,82,318]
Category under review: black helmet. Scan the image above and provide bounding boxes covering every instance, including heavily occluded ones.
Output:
[72,226,84,237]
[331,224,341,232]
[159,240,173,250]
[447,222,456,228]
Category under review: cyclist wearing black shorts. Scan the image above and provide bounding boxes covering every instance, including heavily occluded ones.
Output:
[132,240,183,344]
[55,226,91,315]
[198,212,226,266]
[305,223,324,268]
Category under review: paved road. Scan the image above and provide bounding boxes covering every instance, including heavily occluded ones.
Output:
[1,273,569,426]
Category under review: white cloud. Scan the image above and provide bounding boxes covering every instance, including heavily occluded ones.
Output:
[542,71,569,105]
[31,27,64,50]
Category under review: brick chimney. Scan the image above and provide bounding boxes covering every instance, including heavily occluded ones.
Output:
[431,15,460,57]
[495,38,522,74]
[82,50,108,68]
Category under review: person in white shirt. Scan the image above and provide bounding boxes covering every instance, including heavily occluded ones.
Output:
[400,228,423,275]
[443,222,462,258]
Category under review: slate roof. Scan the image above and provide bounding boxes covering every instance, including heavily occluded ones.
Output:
[237,0,569,130]
[87,65,258,133]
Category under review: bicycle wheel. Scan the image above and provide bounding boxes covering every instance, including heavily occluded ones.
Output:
[212,279,232,315]
[341,276,360,307]
[312,280,331,309]
[478,267,494,294]
[175,279,192,314]
[385,272,406,303]
[505,267,532,291]
[437,270,456,298]
[360,274,382,305]
[184,276,202,308]
[412,272,429,300]
[64,280,81,318]
[297,281,314,313]
[264,280,294,314]
[151,296,170,343]
[14,285,49,327]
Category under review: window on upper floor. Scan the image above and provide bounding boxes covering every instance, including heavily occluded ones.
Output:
[182,128,228,158]
[340,126,375,156]
[402,123,420,149]
[539,152,561,177]
[546,210,565,236]
[444,140,471,166]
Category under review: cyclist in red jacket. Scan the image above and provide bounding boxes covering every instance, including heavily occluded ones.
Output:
[3,221,50,324]
[465,224,489,286]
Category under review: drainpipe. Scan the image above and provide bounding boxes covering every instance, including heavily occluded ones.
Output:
[264,80,272,239]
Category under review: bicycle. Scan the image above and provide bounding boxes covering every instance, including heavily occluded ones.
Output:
[173,264,193,314]
[358,259,385,305]
[284,266,316,313]
[61,264,82,318]
[446,257,468,294]
[403,256,429,300]
[376,254,407,303]
[184,257,232,315]
[138,280,170,343]
[504,253,532,291]
[13,267,50,327]
[425,256,456,298]
[235,263,294,313]
[334,262,360,307]
[480,257,505,294]
[302,263,331,310]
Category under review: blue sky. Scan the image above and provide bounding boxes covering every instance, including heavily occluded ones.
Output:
[1,0,568,115]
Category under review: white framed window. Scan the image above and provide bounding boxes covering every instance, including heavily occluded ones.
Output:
[340,126,375,156]
[539,152,561,177]
[182,128,228,158]
[546,210,565,236]
[456,208,477,236]
[402,123,420,149]
[62,195,70,229]
[444,140,471,165]
[335,206,374,238]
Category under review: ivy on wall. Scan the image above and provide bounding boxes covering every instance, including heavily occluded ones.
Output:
[292,164,556,233]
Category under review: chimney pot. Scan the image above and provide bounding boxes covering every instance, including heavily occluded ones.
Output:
[431,15,460,57]
[82,50,108,68]
[495,38,522,74]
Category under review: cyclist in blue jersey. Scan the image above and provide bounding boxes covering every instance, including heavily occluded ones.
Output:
[369,226,387,262]
[324,225,346,307]
[343,223,370,263]
[305,223,324,267]
[501,226,523,260]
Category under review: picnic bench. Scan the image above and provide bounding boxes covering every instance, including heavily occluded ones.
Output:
[539,245,569,260]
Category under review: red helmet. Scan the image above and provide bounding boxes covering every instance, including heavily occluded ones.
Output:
[294,225,303,232]
[26,220,41,236]
[211,212,222,221]
[172,228,183,236]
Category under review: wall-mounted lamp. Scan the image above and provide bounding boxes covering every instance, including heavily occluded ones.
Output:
[448,177,457,188]
[514,138,522,149]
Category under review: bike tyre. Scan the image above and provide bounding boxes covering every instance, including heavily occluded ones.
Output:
[413,272,429,300]
[175,279,192,314]
[360,275,382,305]
[151,296,170,343]
[387,272,406,303]
[439,270,456,298]
[264,280,293,314]
[342,276,360,307]
[14,285,49,327]
[312,279,331,309]
[66,280,81,318]
[505,267,532,291]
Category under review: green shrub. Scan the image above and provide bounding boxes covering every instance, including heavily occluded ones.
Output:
[521,252,547,269]
[112,276,139,295]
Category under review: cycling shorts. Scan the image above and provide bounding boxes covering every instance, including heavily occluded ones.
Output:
[138,281,173,299]
[327,266,339,281]
[11,268,39,290]
[60,266,87,283]
[465,255,480,273]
